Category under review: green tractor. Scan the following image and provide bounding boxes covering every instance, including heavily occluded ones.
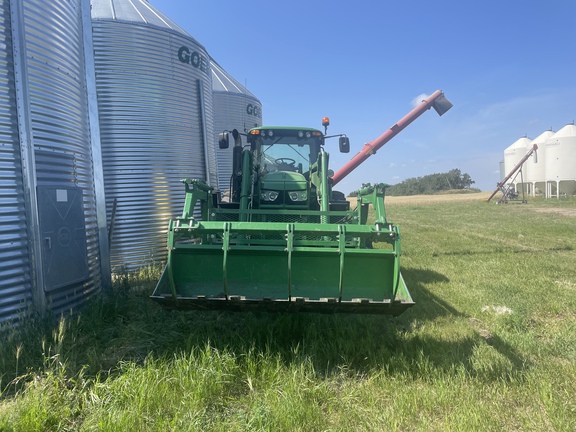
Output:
[151,90,452,315]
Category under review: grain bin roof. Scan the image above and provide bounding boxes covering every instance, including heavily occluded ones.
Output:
[92,0,201,44]
[531,130,555,144]
[210,58,257,98]
[553,123,576,139]
[506,136,532,150]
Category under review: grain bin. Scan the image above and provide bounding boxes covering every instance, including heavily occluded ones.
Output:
[525,130,555,196]
[211,58,262,197]
[0,0,109,324]
[503,137,532,194]
[545,123,576,198]
[91,0,217,271]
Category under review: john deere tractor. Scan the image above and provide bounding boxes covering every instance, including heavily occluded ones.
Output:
[151,90,452,315]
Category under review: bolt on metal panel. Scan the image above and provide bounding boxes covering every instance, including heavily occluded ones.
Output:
[92,2,217,271]
[2,0,106,321]
[0,0,35,324]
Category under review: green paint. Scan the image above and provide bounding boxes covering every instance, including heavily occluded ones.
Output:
[151,126,413,315]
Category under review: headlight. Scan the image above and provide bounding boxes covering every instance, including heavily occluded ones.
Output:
[260,190,279,201]
[288,191,308,202]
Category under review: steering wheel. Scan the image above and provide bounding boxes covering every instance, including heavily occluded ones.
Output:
[275,157,296,165]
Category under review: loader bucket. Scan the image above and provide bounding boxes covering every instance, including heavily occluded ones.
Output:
[151,221,414,315]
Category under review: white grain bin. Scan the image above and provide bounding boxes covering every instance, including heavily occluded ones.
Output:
[503,137,532,193]
[525,130,555,196]
[0,0,109,324]
[211,58,262,196]
[545,123,576,198]
[91,0,218,271]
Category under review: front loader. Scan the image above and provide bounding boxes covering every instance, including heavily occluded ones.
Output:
[151,90,452,315]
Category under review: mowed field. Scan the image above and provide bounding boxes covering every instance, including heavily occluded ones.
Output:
[385,190,493,204]
[1,193,575,431]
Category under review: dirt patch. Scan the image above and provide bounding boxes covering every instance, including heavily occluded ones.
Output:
[347,192,492,206]
[380,191,492,206]
[347,192,493,206]
[347,192,576,213]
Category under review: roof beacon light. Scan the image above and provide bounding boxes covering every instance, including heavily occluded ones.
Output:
[322,117,330,134]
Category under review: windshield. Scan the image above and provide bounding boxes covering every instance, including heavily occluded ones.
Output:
[257,132,321,174]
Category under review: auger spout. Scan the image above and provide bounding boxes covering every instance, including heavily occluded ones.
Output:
[331,90,452,186]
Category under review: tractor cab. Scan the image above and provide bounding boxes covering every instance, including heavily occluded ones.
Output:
[218,124,350,211]
[249,127,322,174]
[248,127,323,210]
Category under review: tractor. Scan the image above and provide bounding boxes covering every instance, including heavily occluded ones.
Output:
[151,90,452,315]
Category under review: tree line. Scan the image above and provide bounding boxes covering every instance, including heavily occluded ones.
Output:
[348,169,476,197]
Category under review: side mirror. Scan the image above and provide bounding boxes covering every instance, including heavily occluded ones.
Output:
[339,136,350,153]
[219,132,230,149]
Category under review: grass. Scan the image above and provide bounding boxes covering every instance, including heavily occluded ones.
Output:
[1,195,575,431]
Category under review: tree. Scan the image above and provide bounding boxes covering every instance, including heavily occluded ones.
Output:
[380,169,476,196]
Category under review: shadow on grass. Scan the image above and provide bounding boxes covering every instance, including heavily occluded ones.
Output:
[1,267,529,395]
[402,267,527,375]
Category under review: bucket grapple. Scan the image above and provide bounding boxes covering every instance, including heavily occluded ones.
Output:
[151,91,452,315]
[152,179,413,315]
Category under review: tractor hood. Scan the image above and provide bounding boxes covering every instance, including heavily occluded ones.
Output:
[260,171,307,191]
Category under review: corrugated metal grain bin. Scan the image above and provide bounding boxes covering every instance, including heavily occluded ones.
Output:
[0,0,33,324]
[0,0,109,324]
[211,58,262,196]
[91,0,217,271]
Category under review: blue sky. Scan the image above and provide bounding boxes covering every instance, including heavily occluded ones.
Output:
[151,0,575,194]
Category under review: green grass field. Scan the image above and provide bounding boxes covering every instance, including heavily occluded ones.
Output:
[1,196,575,431]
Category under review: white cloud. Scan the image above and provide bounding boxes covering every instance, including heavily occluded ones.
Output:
[411,93,431,107]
